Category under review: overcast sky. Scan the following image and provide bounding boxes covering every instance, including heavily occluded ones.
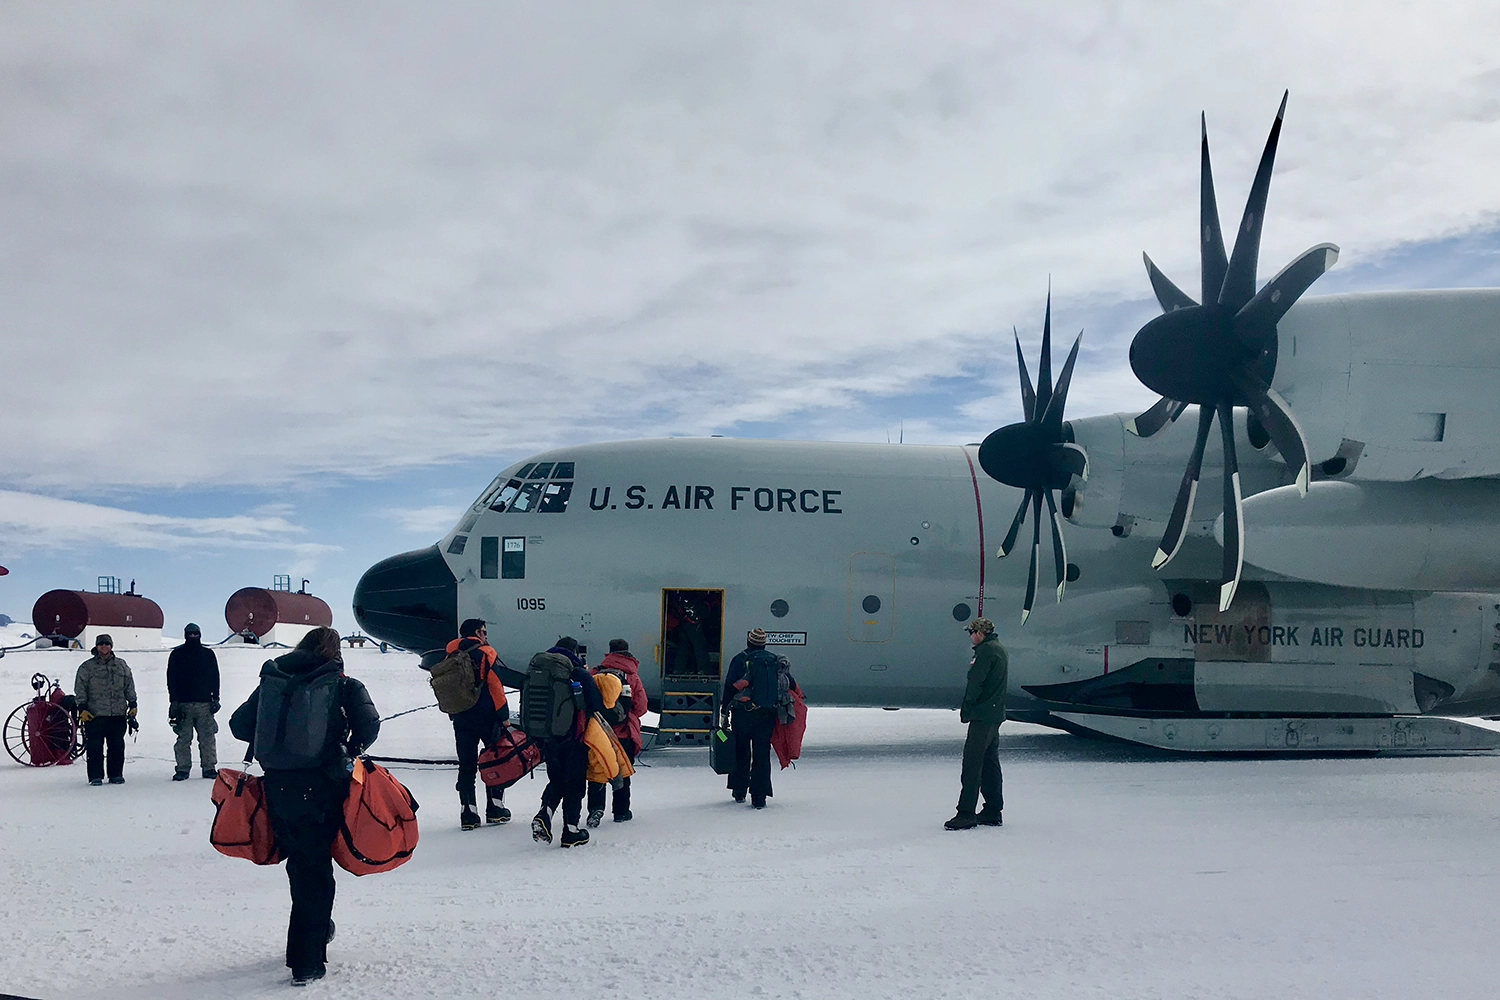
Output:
[4,2,1500,635]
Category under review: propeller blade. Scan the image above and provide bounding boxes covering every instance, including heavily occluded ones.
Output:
[1199,112,1229,307]
[1044,489,1068,602]
[998,490,1031,558]
[1144,252,1196,313]
[1233,243,1340,344]
[1021,491,1042,624]
[1235,373,1312,494]
[1039,332,1083,432]
[1035,289,1054,418]
[1046,441,1089,490]
[1218,91,1288,311]
[1014,329,1036,423]
[1126,395,1188,438]
[1217,401,1245,612]
[1152,404,1215,570]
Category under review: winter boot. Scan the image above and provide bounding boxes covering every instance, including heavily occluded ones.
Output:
[460,807,481,831]
[531,809,553,844]
[89,779,103,787]
[613,809,633,822]
[560,825,590,848]
[486,802,511,825]
[586,807,605,829]
[202,767,218,779]
[976,809,1002,827]
[108,776,125,785]
[291,965,326,986]
[944,811,979,831]
[752,797,767,809]
[172,770,190,781]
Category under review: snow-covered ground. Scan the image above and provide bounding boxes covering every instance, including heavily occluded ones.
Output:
[3,623,1500,998]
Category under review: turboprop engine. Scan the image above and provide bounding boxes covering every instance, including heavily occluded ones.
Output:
[1233,479,1500,591]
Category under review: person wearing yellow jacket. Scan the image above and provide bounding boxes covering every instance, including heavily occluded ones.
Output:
[583,668,635,810]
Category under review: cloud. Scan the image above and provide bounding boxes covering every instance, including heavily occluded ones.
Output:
[0,489,338,556]
[3,3,1500,489]
[384,504,467,536]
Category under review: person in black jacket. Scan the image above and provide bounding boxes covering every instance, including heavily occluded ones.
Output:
[167,622,221,780]
[528,636,603,849]
[229,626,379,987]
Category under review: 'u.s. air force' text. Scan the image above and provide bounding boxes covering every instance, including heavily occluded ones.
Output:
[587,485,842,513]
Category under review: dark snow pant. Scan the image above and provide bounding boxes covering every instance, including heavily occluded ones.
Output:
[956,721,1003,816]
[84,716,127,782]
[729,707,776,803]
[539,739,589,827]
[587,737,638,817]
[265,768,349,973]
[452,712,504,810]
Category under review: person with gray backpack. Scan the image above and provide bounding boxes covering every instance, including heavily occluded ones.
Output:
[522,636,602,848]
[228,626,381,986]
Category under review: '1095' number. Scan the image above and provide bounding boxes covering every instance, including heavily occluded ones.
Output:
[516,598,546,611]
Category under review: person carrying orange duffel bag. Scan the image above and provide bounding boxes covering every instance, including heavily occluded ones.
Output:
[228,627,381,987]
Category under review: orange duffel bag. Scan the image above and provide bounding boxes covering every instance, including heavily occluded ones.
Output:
[333,757,420,876]
[209,768,283,866]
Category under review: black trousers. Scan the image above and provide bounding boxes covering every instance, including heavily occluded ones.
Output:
[265,769,349,973]
[84,716,127,782]
[587,737,638,816]
[956,721,1003,815]
[452,712,505,809]
[538,739,589,826]
[729,707,776,802]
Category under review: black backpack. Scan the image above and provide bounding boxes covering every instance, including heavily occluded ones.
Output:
[253,659,344,770]
[521,652,578,740]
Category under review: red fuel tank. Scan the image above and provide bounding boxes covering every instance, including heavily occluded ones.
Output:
[32,590,165,639]
[224,588,334,638]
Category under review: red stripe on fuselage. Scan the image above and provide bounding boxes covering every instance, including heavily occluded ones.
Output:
[962,447,986,617]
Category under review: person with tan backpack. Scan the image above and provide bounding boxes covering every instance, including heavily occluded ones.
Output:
[429,619,511,830]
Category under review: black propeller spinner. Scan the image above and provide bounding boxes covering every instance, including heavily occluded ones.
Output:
[1126,92,1338,613]
[978,290,1087,624]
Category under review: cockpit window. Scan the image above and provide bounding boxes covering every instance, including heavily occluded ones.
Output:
[539,482,573,512]
[488,479,523,512]
[551,462,575,479]
[528,463,554,479]
[509,481,545,512]
[515,463,537,480]
[474,474,506,511]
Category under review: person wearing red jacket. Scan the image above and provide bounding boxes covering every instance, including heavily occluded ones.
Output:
[586,638,648,825]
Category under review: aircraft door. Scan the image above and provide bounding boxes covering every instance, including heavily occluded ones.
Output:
[661,589,724,680]
[849,552,895,643]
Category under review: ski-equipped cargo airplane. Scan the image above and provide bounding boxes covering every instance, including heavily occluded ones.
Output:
[354,94,1500,753]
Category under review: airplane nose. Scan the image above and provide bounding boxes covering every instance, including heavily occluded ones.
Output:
[352,545,457,653]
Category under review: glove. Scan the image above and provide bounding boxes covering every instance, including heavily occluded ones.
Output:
[79,710,95,725]
[168,703,181,726]
[127,716,139,735]
[126,706,138,719]
[620,684,632,698]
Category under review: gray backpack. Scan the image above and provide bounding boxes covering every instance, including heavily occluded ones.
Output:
[253,659,344,770]
[521,652,578,740]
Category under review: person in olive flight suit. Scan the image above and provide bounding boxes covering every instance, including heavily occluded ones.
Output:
[946,617,1007,830]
